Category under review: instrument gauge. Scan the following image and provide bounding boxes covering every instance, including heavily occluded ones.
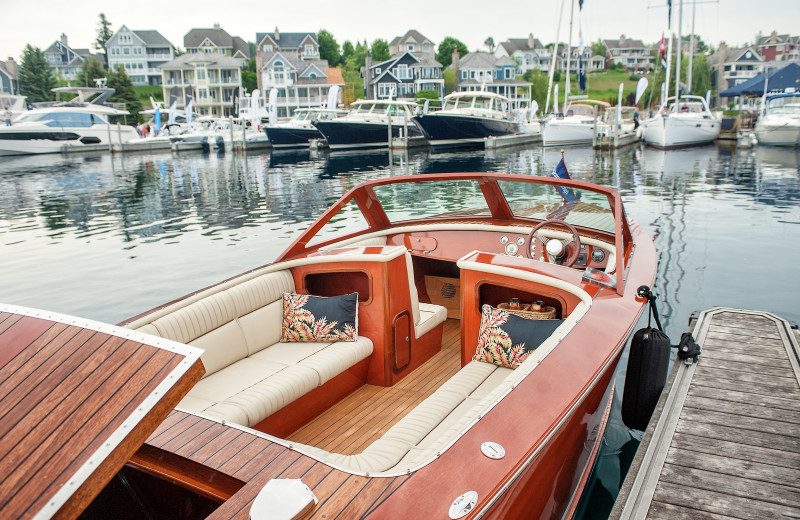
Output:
[505,243,519,256]
[591,249,606,263]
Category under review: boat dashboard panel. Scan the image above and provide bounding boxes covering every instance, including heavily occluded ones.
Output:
[385,229,612,271]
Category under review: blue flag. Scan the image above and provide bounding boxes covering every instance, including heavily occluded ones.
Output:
[578,55,586,93]
[154,107,161,136]
[550,159,579,202]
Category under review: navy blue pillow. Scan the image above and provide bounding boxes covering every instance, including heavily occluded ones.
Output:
[281,292,358,342]
[473,304,563,368]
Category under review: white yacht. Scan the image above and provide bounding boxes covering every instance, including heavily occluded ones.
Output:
[755,93,800,147]
[542,100,610,147]
[640,95,721,149]
[413,91,521,147]
[313,99,422,150]
[0,87,138,156]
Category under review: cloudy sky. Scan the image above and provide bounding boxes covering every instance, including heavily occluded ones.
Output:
[2,0,798,61]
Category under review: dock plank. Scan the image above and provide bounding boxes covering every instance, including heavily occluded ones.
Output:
[612,308,800,520]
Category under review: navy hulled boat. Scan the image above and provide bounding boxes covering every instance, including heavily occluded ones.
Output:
[312,99,422,150]
[413,91,520,148]
[263,108,347,149]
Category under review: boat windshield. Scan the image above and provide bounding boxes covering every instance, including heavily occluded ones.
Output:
[766,96,800,114]
[497,180,615,234]
[352,103,372,114]
[770,104,800,115]
[372,179,492,221]
[15,111,108,127]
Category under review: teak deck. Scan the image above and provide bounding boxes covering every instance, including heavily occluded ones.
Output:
[288,319,462,454]
[613,308,800,519]
[0,305,203,520]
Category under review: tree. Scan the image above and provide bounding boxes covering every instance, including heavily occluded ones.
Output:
[318,29,341,66]
[437,37,469,68]
[370,39,390,62]
[242,70,257,93]
[522,69,552,111]
[484,36,495,53]
[107,66,142,123]
[76,58,105,88]
[341,40,368,102]
[341,40,355,63]
[591,39,607,58]
[94,13,113,67]
[19,44,57,102]
[687,53,711,96]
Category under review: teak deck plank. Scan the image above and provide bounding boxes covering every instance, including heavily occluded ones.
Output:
[287,319,462,454]
[613,308,800,519]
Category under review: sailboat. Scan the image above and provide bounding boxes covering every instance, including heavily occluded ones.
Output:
[641,0,721,149]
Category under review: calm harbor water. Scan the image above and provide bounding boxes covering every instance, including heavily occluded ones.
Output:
[2,143,799,518]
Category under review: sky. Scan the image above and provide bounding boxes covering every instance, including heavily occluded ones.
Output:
[2,0,799,62]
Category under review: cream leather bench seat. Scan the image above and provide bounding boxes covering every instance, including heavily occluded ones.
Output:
[133,269,373,428]
[296,360,513,474]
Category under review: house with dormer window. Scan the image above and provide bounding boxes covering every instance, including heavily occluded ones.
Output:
[363,51,444,100]
[495,34,551,73]
[709,43,765,94]
[603,35,652,72]
[44,34,104,81]
[257,51,343,118]
[255,28,319,60]
[389,30,435,60]
[756,31,800,64]
[184,24,250,68]
[452,51,531,102]
[159,53,243,118]
[557,47,605,73]
[107,25,174,85]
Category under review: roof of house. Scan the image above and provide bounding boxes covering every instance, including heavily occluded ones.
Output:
[232,36,250,58]
[604,36,647,49]
[260,52,330,83]
[256,32,317,49]
[499,37,545,54]
[185,28,234,49]
[133,30,173,48]
[390,30,432,47]
[460,52,513,69]
[460,79,532,87]
[327,67,344,85]
[755,33,797,46]
[160,53,243,69]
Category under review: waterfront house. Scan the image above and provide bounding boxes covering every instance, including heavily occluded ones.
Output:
[755,31,800,63]
[709,43,765,96]
[557,46,606,74]
[44,34,104,82]
[389,30,436,60]
[184,24,250,68]
[0,58,19,95]
[258,51,342,118]
[255,28,319,61]
[159,54,242,118]
[494,34,551,73]
[106,25,175,86]
[452,51,531,103]
[603,35,653,72]
[363,51,444,100]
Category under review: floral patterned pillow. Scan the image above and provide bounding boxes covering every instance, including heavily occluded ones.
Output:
[281,292,358,342]
[473,304,563,369]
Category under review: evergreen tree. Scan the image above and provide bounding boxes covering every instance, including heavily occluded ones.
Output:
[592,39,607,61]
[19,44,57,102]
[94,13,113,67]
[318,29,341,66]
[341,41,355,64]
[107,66,142,123]
[436,37,469,68]
[76,58,105,88]
[370,39,390,62]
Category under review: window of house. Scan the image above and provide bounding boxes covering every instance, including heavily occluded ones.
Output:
[123,48,129,55]
[197,68,206,80]
[274,61,284,82]
[111,48,119,55]
[374,67,381,77]
[461,70,467,79]
[263,45,273,52]
[407,44,414,51]
[378,83,395,98]
[396,64,410,79]
[305,45,314,55]
[423,44,430,52]
[505,68,514,79]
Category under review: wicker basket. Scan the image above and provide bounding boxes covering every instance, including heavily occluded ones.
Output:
[497,302,557,320]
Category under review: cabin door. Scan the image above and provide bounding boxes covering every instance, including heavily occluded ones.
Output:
[393,311,411,372]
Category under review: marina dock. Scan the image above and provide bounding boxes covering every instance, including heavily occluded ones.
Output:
[612,307,800,519]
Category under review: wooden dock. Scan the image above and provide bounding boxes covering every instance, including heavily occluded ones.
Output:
[612,307,800,519]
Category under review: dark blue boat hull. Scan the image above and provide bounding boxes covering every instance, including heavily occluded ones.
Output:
[263,126,323,148]
[413,114,520,147]
[313,120,422,149]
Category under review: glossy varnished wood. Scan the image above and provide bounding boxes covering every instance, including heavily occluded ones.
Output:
[614,308,800,519]
[0,308,203,520]
[287,319,461,454]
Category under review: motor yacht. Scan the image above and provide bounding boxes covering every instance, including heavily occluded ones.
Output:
[312,99,422,150]
[263,108,347,148]
[754,93,800,147]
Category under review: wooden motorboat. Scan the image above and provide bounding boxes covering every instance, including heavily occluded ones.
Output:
[1,172,656,519]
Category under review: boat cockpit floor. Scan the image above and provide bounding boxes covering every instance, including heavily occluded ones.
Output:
[287,319,461,455]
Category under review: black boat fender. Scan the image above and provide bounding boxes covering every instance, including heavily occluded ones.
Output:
[621,285,672,431]
[215,135,225,152]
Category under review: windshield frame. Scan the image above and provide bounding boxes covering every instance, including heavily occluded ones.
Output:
[278,173,631,294]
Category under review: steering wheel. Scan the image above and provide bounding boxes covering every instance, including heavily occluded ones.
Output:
[526,219,582,267]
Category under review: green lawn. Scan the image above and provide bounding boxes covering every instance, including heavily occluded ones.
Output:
[551,69,652,105]
[134,85,163,106]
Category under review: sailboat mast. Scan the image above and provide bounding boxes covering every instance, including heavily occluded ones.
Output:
[687,0,696,94]
[565,0,575,102]
[544,0,567,115]
[664,4,673,108]
[676,0,683,105]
